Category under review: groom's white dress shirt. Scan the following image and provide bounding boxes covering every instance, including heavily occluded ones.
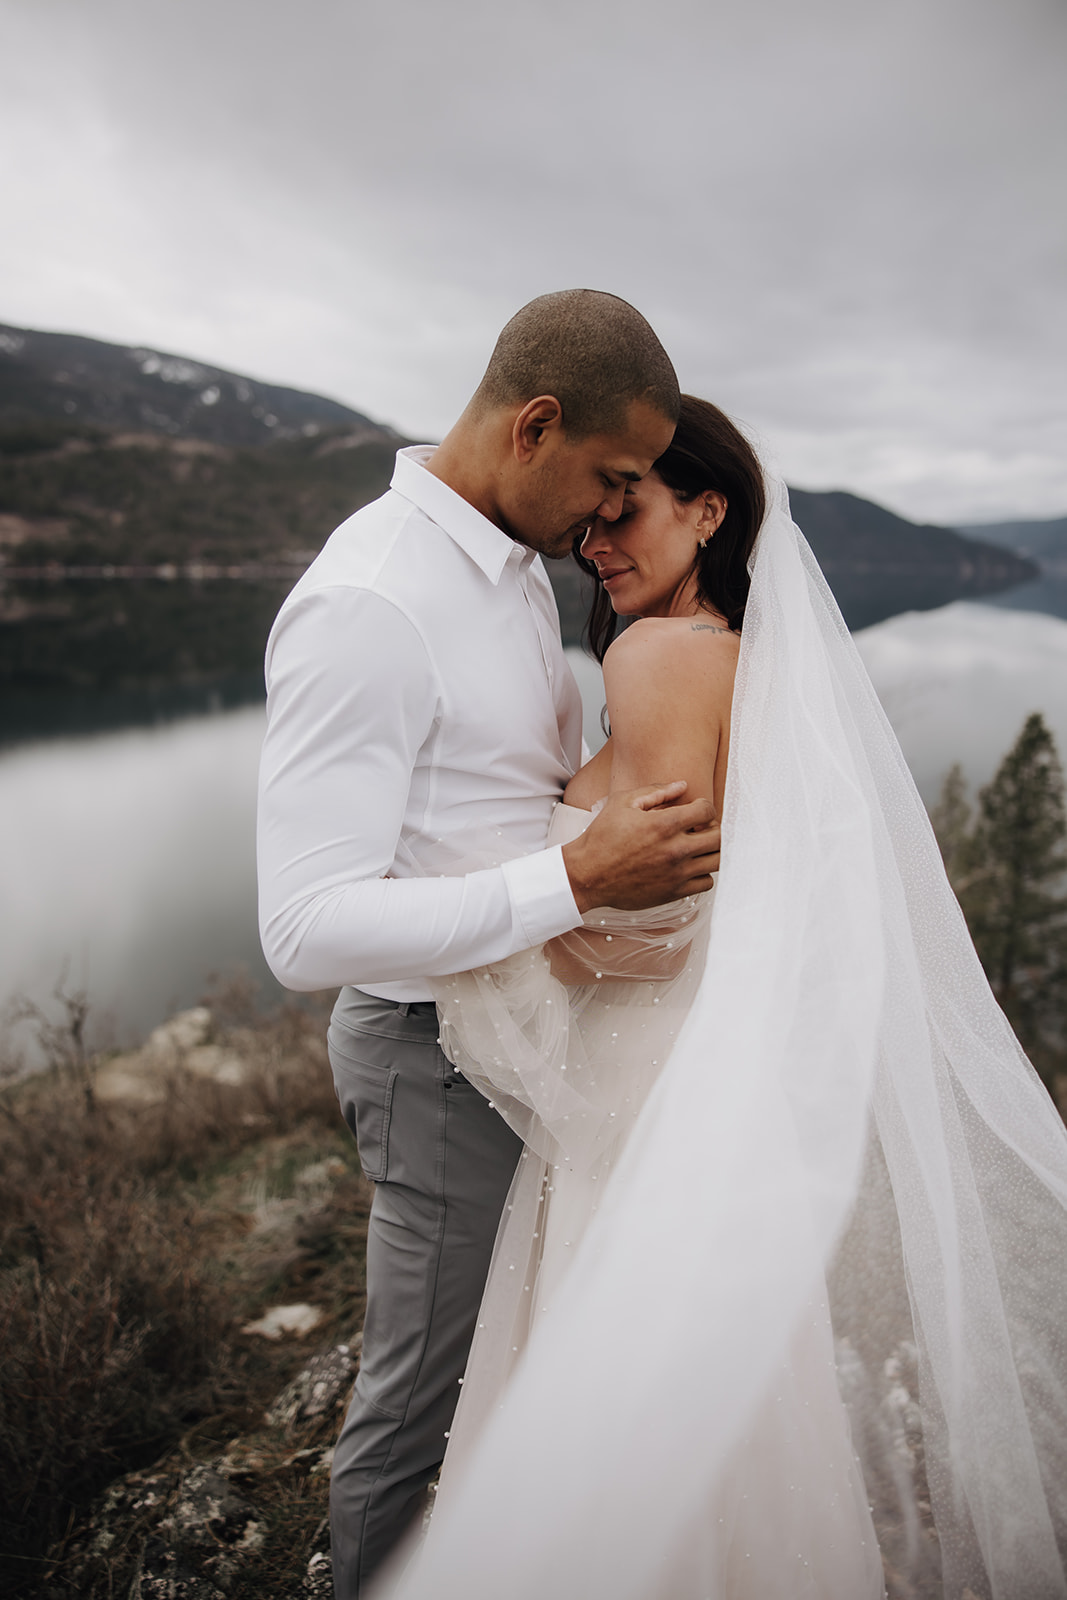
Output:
[257,445,585,1003]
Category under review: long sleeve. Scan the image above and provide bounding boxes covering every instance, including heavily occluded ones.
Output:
[256,586,581,991]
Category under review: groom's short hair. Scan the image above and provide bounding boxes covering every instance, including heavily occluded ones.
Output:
[472,289,680,439]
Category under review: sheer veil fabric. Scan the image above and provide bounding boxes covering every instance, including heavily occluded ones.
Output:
[381,479,1067,1600]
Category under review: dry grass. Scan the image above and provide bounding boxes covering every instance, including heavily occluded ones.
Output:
[0,982,373,1598]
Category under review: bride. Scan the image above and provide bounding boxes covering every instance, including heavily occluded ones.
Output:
[381,398,1067,1600]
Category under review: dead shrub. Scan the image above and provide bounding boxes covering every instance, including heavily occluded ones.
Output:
[0,1185,227,1580]
[0,986,361,1597]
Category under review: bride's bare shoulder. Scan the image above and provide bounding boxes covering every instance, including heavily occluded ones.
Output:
[602,617,737,799]
[604,615,739,692]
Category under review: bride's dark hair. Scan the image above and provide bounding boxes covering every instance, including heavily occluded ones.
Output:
[574,394,766,664]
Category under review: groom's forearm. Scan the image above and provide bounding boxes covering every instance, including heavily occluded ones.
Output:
[258,850,580,991]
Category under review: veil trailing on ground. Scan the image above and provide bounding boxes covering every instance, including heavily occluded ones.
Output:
[385,479,1067,1600]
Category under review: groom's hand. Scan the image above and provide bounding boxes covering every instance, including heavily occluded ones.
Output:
[562,782,721,913]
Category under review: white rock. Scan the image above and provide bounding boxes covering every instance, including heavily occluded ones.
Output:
[184,1043,247,1085]
[146,1006,213,1058]
[296,1156,347,1193]
[242,1303,324,1340]
[93,1062,166,1105]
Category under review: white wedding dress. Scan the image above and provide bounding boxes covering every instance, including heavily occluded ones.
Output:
[432,802,715,1493]
[428,800,884,1598]
[380,478,1067,1600]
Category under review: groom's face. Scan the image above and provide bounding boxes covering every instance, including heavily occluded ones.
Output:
[511,399,674,559]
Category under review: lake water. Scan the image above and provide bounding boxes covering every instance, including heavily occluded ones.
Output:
[0,707,277,1064]
[4,612,1067,1066]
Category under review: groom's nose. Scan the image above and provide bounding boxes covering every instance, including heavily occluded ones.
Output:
[593,484,627,523]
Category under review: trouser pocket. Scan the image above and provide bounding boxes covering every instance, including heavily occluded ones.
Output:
[328,1025,399,1183]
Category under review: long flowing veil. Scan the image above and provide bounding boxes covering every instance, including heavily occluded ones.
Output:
[383,479,1067,1600]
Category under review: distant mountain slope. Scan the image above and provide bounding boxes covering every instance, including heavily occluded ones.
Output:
[0,323,392,449]
[0,423,403,567]
[959,516,1067,568]
[786,489,1036,630]
[955,515,1067,625]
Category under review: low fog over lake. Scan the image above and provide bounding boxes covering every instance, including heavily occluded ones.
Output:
[5,606,1067,1064]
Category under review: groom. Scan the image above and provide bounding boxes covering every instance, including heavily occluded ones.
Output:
[256,290,721,1596]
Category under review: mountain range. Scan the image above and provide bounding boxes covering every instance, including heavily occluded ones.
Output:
[0,322,1047,714]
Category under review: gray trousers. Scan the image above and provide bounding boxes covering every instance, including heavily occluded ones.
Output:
[327,988,523,1598]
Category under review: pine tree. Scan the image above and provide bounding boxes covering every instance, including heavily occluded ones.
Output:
[930,762,973,884]
[933,713,1067,1087]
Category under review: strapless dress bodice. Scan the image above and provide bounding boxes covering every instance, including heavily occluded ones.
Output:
[546,800,596,847]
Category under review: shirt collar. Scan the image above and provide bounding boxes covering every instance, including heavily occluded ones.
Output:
[390,445,535,585]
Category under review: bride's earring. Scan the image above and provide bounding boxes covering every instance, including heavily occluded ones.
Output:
[699,492,724,549]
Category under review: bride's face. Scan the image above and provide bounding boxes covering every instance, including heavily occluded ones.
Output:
[579,471,726,618]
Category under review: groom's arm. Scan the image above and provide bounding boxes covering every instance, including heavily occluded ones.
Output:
[257,585,584,991]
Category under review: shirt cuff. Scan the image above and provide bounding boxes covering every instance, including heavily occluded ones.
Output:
[502,845,582,949]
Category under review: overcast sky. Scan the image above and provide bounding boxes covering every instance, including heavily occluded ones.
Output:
[1,0,1064,524]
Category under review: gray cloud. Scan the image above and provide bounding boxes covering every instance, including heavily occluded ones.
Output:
[1,0,1064,521]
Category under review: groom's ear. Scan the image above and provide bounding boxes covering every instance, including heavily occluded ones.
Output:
[512,395,565,463]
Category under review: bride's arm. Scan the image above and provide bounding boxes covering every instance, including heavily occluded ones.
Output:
[547,618,737,983]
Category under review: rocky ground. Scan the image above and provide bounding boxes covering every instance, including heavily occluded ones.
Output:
[1,985,370,1599]
[47,1342,360,1599]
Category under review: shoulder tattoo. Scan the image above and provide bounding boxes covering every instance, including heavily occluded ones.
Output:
[691,621,730,635]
